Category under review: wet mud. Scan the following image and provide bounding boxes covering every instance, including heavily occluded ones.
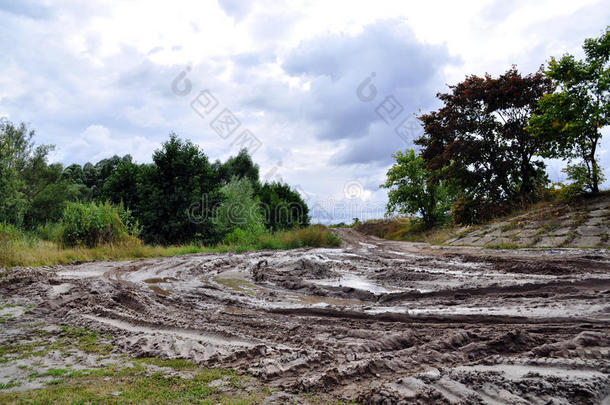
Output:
[1,228,609,403]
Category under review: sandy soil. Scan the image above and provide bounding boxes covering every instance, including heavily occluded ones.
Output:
[1,229,609,403]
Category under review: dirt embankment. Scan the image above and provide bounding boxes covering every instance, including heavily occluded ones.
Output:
[1,228,610,403]
[358,193,610,249]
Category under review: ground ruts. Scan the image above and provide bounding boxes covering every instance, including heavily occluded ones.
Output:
[2,228,609,403]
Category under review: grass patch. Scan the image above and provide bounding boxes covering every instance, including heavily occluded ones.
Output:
[500,221,525,232]
[0,361,262,404]
[0,225,341,268]
[0,326,113,364]
[138,358,199,370]
[0,381,19,390]
[29,368,70,379]
[356,218,457,245]
[59,326,113,355]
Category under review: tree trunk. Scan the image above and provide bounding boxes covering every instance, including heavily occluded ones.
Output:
[590,136,600,194]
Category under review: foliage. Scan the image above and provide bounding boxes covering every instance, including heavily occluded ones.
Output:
[257,224,341,250]
[0,120,33,225]
[416,68,553,223]
[214,177,265,240]
[213,148,260,186]
[258,182,310,231]
[355,218,454,245]
[59,201,138,248]
[0,119,311,246]
[136,135,217,245]
[0,225,340,268]
[553,163,608,202]
[528,27,609,194]
[101,156,140,210]
[381,149,455,226]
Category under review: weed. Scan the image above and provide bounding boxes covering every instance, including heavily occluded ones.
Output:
[0,381,18,390]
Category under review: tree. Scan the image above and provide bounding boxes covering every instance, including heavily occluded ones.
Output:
[21,152,77,228]
[0,120,29,224]
[529,27,609,193]
[136,134,216,244]
[258,182,310,231]
[381,149,454,227]
[0,119,75,227]
[416,68,552,222]
[101,156,140,210]
[213,177,265,240]
[214,148,260,186]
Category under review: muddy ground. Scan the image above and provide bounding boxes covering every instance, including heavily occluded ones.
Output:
[1,229,610,403]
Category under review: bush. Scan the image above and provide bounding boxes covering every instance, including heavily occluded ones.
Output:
[36,221,63,242]
[223,227,264,246]
[214,177,266,238]
[222,225,341,251]
[451,196,513,225]
[59,201,139,248]
[278,225,342,249]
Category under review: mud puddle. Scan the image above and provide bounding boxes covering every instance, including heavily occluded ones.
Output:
[310,274,394,294]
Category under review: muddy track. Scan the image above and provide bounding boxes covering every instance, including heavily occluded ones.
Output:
[2,228,610,403]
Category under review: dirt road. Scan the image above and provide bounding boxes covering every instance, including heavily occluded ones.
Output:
[2,229,610,403]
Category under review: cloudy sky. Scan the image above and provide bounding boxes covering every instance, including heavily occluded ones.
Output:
[1,0,609,222]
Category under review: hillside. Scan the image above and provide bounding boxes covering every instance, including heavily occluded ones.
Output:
[359,193,610,249]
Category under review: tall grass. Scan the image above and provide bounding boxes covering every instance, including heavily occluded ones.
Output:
[240,224,342,251]
[0,224,341,268]
[59,202,139,248]
[355,218,455,245]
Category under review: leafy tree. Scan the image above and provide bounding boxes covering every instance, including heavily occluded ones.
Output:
[214,177,265,239]
[0,119,75,227]
[214,148,260,186]
[381,149,454,227]
[416,68,552,222]
[101,156,140,210]
[136,135,216,244]
[0,120,30,224]
[22,156,77,228]
[258,182,310,231]
[529,27,609,193]
[75,155,128,201]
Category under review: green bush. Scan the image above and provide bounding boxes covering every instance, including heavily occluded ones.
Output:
[36,221,63,243]
[278,225,342,248]
[214,177,266,238]
[221,225,341,251]
[59,202,139,248]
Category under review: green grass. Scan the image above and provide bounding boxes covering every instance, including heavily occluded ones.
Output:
[0,361,263,404]
[0,225,341,268]
[0,326,113,364]
[0,381,18,390]
[138,357,199,370]
[355,217,456,245]
[1,341,345,403]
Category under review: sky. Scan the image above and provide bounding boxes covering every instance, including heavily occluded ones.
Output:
[1,0,609,223]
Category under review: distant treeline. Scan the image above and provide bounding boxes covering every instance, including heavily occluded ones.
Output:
[0,122,309,245]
